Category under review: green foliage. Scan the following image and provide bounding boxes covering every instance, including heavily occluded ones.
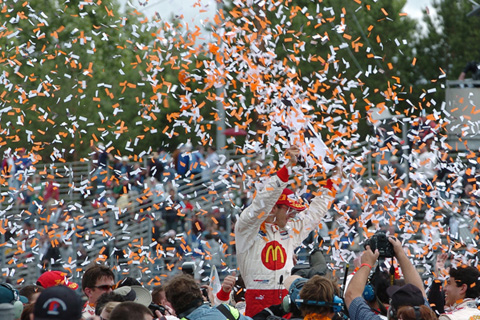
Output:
[0,0,180,161]
[213,0,419,153]
[411,0,480,108]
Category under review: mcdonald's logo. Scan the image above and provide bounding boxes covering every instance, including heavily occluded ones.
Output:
[261,241,287,271]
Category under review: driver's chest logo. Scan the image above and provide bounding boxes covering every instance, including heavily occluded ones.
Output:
[261,241,287,270]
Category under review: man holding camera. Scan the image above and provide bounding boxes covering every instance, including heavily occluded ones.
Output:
[345,236,428,320]
[164,274,252,320]
[235,146,337,317]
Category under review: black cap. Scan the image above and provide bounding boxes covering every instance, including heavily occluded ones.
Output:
[117,277,142,288]
[387,284,424,309]
[34,286,82,320]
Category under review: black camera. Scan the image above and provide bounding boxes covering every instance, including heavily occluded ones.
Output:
[364,232,395,258]
[148,303,166,315]
[201,287,209,299]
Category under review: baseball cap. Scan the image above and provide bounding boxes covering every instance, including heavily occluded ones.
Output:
[276,189,306,211]
[37,271,79,290]
[0,283,28,319]
[387,284,424,309]
[116,277,142,288]
[0,283,28,304]
[34,286,82,320]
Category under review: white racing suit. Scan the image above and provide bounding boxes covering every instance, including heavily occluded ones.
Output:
[439,299,480,320]
[235,167,335,317]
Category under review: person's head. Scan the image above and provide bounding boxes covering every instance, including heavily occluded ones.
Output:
[207,146,216,154]
[0,283,28,320]
[370,270,392,305]
[396,305,437,320]
[33,285,82,320]
[266,189,306,228]
[81,265,115,305]
[151,285,168,306]
[19,285,44,304]
[164,274,203,316]
[444,265,480,306]
[297,275,341,318]
[387,284,425,319]
[109,301,153,320]
[100,301,121,320]
[36,271,78,290]
[94,292,126,316]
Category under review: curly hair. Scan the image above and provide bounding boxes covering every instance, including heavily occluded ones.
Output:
[299,275,339,317]
[449,265,480,299]
[164,274,203,315]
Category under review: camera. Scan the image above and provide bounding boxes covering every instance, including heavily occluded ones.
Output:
[364,232,395,258]
[201,287,209,299]
[148,303,166,315]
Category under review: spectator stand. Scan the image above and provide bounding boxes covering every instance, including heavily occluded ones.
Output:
[1,145,479,289]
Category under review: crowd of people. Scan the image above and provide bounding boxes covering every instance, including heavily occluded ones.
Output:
[1,146,480,320]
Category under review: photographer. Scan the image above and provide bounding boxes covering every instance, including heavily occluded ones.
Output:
[164,274,252,320]
[345,236,430,320]
[252,274,342,320]
[235,146,338,316]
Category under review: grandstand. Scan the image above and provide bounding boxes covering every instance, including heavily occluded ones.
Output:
[0,144,477,289]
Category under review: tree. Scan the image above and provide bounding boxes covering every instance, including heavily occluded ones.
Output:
[0,0,184,161]
[191,0,419,161]
[414,0,480,104]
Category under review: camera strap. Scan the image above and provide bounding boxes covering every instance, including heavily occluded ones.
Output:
[390,258,395,286]
[216,304,239,320]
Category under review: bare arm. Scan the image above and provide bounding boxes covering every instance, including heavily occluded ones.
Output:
[345,246,379,309]
[389,237,427,298]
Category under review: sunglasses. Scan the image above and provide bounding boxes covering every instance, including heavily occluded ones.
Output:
[92,284,115,291]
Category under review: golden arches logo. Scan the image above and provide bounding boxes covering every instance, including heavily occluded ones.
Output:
[265,245,285,263]
[261,241,287,271]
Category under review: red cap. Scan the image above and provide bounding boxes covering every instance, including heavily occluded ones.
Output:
[276,189,306,211]
[36,271,79,290]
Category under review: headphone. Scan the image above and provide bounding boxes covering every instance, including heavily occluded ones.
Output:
[282,278,307,313]
[388,305,422,320]
[294,296,344,313]
[414,306,421,320]
[282,278,344,313]
[363,283,375,302]
[0,283,24,318]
